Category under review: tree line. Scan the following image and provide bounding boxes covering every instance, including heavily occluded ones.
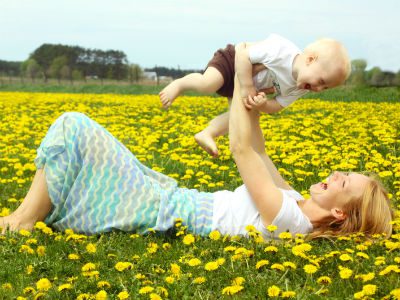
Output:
[347,59,400,87]
[0,44,399,87]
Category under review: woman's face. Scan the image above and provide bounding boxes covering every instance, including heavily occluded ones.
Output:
[310,171,370,212]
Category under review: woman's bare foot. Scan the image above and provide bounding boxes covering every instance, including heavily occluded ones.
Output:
[195,131,218,157]
[159,81,182,109]
[0,214,36,234]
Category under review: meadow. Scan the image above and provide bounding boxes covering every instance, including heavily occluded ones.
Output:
[0,91,399,299]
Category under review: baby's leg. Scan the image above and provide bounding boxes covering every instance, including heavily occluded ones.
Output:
[0,169,52,233]
[195,98,231,157]
[159,67,224,109]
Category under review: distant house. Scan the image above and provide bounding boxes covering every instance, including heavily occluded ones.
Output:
[143,71,157,81]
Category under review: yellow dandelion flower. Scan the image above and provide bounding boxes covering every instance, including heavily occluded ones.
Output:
[26,265,34,275]
[170,263,181,276]
[271,263,285,271]
[266,225,278,232]
[304,264,318,274]
[58,283,72,291]
[23,286,36,294]
[188,258,201,267]
[339,266,353,279]
[95,290,107,300]
[353,291,365,299]
[135,273,146,280]
[339,253,353,261]
[281,291,296,298]
[283,262,296,269]
[19,229,31,236]
[267,285,281,297]
[222,285,244,295]
[183,234,195,245]
[2,283,12,290]
[115,262,134,272]
[68,253,80,260]
[232,277,245,286]
[192,277,206,284]
[224,246,237,252]
[362,284,377,296]
[264,246,278,253]
[205,261,219,271]
[97,281,111,288]
[139,286,154,294]
[36,278,52,291]
[256,260,269,269]
[356,252,369,259]
[86,243,97,253]
[209,230,221,240]
[162,243,171,250]
[165,276,175,284]
[317,276,332,284]
[390,288,400,298]
[37,246,45,256]
[149,293,162,300]
[117,291,130,300]
[82,262,96,271]
[278,232,292,239]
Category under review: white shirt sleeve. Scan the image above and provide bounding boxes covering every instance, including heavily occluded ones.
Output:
[269,190,313,235]
[248,34,281,66]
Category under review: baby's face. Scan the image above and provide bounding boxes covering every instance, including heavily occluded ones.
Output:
[296,57,344,92]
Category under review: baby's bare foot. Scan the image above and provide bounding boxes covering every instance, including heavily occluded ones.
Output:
[195,131,218,157]
[0,214,35,234]
[159,81,182,109]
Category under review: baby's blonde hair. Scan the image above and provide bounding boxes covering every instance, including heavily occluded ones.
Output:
[309,174,394,239]
[304,38,351,82]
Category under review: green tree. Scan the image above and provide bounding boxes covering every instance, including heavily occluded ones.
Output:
[72,69,83,81]
[128,64,143,83]
[349,59,367,86]
[49,56,68,84]
[21,59,41,83]
[395,70,400,86]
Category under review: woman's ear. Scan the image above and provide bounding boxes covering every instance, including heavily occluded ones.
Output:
[331,208,347,221]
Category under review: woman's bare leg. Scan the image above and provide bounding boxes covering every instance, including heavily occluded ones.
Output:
[159,67,224,109]
[0,169,52,233]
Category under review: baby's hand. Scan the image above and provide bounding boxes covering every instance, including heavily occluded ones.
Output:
[243,92,267,110]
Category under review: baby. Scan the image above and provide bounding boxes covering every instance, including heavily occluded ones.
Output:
[159,34,351,157]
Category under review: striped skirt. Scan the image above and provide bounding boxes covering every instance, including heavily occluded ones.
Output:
[34,112,214,235]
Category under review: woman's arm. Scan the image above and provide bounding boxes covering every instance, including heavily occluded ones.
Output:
[229,75,283,225]
[249,110,293,190]
[235,43,258,98]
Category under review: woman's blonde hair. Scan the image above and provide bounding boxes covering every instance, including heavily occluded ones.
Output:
[309,174,394,239]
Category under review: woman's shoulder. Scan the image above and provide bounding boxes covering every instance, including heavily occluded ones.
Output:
[279,188,304,201]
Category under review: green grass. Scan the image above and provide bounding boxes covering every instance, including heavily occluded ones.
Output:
[0,92,399,299]
[0,81,399,102]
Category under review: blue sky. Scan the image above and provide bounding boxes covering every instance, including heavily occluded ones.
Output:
[1,0,399,71]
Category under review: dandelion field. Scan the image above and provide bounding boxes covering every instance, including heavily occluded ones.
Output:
[0,91,399,299]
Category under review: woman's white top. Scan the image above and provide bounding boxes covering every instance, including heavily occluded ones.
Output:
[212,185,313,239]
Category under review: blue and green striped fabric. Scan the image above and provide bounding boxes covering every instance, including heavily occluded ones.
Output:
[34,112,214,236]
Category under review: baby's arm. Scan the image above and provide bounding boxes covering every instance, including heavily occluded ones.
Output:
[235,42,260,98]
[258,98,284,114]
[244,92,284,114]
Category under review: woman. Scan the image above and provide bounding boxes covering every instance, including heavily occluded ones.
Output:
[0,78,393,238]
